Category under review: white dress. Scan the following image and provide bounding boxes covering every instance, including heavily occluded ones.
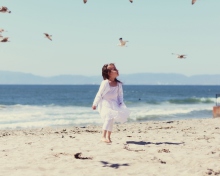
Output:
[99,85,130,123]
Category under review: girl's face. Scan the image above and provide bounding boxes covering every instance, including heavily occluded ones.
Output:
[107,64,119,79]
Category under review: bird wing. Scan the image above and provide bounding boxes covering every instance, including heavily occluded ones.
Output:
[129,0,133,3]
[1,37,8,42]
[83,0,87,4]
[179,55,187,58]
[44,33,49,37]
[192,0,196,5]
[2,6,8,10]
[119,40,125,45]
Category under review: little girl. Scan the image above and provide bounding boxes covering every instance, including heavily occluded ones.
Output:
[92,63,130,143]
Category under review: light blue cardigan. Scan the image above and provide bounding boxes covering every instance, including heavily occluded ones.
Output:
[93,79,124,112]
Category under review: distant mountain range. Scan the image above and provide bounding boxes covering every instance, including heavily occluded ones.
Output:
[0,71,220,85]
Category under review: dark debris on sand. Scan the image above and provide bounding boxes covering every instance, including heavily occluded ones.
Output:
[74,152,92,160]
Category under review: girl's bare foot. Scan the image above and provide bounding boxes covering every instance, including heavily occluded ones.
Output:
[105,138,112,143]
[101,137,112,143]
[101,137,107,142]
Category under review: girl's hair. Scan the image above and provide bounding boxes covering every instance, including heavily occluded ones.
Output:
[102,63,121,83]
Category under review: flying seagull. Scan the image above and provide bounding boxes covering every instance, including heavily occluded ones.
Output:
[172,53,187,59]
[0,37,9,42]
[0,29,5,33]
[83,0,87,4]
[44,33,52,41]
[129,0,133,3]
[192,0,197,5]
[118,38,128,47]
[0,6,11,13]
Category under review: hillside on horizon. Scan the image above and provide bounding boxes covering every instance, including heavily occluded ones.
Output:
[0,71,220,85]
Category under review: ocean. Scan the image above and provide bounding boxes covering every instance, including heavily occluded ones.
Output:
[0,85,219,129]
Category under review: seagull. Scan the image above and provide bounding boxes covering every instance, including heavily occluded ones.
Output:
[83,0,87,4]
[44,33,52,41]
[129,0,133,3]
[0,6,11,13]
[0,37,9,42]
[118,38,128,47]
[172,53,187,59]
[192,0,197,5]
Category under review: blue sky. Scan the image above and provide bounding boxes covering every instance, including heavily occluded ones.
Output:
[1,0,220,77]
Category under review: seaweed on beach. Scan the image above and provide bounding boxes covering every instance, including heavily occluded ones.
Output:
[74,152,92,160]
[158,149,170,153]
[206,169,220,175]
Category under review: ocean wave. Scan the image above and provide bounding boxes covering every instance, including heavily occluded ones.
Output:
[0,105,6,109]
[0,103,214,129]
[0,105,101,129]
[168,97,215,104]
[125,97,215,106]
[133,109,212,122]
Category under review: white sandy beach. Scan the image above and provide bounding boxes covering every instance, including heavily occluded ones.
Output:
[0,118,220,176]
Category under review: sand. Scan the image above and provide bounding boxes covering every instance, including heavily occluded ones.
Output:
[0,118,220,176]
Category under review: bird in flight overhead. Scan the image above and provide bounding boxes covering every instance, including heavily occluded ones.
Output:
[0,6,11,13]
[0,29,6,33]
[129,0,133,3]
[192,0,197,5]
[83,0,87,4]
[0,29,7,39]
[172,53,187,59]
[118,38,128,47]
[44,33,52,41]
[0,37,9,42]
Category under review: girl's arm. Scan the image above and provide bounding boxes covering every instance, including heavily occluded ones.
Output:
[118,83,124,105]
[92,80,107,108]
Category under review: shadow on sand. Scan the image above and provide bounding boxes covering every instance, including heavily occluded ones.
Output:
[100,161,129,169]
[126,141,184,145]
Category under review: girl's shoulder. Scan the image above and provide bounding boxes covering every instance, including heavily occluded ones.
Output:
[103,79,109,83]
[116,82,123,89]
[100,79,109,86]
[101,79,109,84]
[117,81,123,85]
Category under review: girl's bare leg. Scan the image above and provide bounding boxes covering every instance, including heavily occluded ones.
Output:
[101,130,112,143]
[101,130,107,142]
[102,118,114,143]
[106,131,112,143]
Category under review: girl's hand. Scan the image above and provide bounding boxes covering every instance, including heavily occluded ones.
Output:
[92,105,96,110]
